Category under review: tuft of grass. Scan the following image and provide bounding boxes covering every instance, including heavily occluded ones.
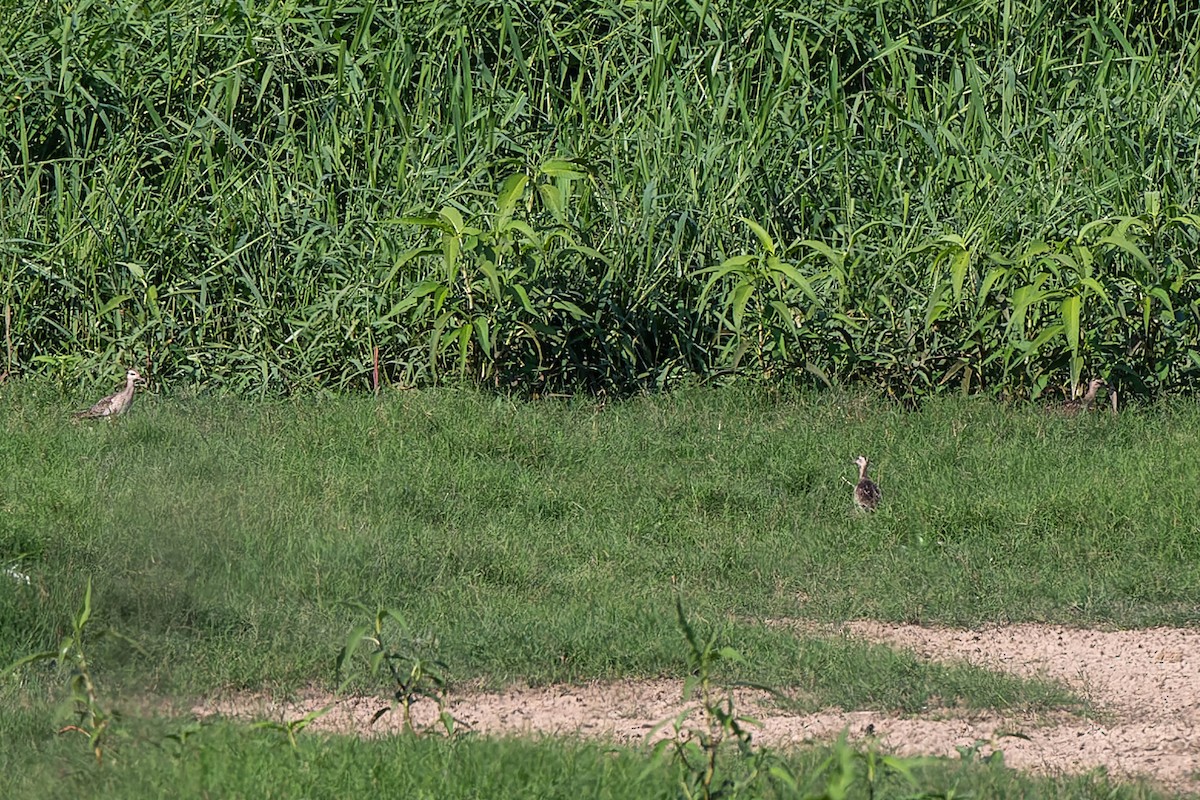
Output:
[0,710,1179,800]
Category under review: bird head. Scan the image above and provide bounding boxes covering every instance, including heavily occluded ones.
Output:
[126,368,145,384]
[853,455,870,470]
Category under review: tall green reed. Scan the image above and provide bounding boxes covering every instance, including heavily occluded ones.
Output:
[1,0,1197,396]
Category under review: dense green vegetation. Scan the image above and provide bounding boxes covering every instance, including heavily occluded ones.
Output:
[3,0,1199,398]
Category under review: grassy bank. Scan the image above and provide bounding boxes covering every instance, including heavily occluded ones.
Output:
[4,386,1198,797]
[3,385,1197,699]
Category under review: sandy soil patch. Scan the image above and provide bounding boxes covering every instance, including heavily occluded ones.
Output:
[193,622,1200,791]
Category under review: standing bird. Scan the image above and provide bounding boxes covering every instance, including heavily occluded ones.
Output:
[73,368,144,419]
[1062,377,1106,415]
[852,455,881,512]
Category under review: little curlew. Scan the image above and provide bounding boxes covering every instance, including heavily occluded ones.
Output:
[1062,377,1105,416]
[852,455,881,512]
[73,368,144,419]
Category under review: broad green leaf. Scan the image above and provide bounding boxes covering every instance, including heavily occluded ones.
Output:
[1016,240,1052,262]
[1027,323,1065,351]
[538,158,592,179]
[97,295,132,316]
[739,217,776,255]
[805,361,832,388]
[537,183,565,222]
[925,279,948,329]
[336,624,371,678]
[381,246,440,285]
[716,646,745,664]
[564,244,610,264]
[696,255,757,310]
[472,316,491,354]
[439,206,466,235]
[399,280,443,302]
[977,266,1008,306]
[1061,294,1081,352]
[731,281,754,330]
[399,215,452,233]
[382,608,408,628]
[769,260,820,305]
[1144,190,1161,219]
[768,299,796,327]
[552,300,587,319]
[1038,251,1078,272]
[78,577,92,630]
[700,254,757,277]
[478,261,503,302]
[1079,277,1110,302]
[456,324,472,370]
[1167,213,1200,230]
[510,284,534,315]
[495,173,527,227]
[441,234,460,283]
[949,247,970,303]
[1078,217,1116,240]
[1113,215,1150,239]
[1099,233,1150,267]
[430,285,450,317]
[501,219,541,247]
[797,239,844,269]
[4,649,59,676]
[1149,286,1174,311]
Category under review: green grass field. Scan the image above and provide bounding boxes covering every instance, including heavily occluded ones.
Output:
[0,714,1175,800]
[3,386,1197,797]
[4,0,1198,794]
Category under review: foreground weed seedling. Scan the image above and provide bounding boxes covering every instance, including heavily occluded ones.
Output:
[802,734,940,800]
[4,578,125,764]
[337,603,458,735]
[652,598,941,800]
[954,730,1032,766]
[649,597,783,799]
[250,706,333,750]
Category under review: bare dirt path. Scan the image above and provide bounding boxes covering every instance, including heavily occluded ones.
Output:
[194,622,1200,790]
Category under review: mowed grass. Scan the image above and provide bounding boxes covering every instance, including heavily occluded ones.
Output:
[0,711,1178,800]
[3,383,1198,706]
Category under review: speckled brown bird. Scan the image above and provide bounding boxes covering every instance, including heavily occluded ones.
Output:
[1062,377,1105,415]
[73,368,144,419]
[852,455,881,512]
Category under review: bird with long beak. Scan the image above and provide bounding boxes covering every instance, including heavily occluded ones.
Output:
[73,368,145,419]
[852,455,881,512]
[1062,377,1106,415]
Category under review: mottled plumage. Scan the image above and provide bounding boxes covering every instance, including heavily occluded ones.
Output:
[1062,377,1105,416]
[74,368,143,419]
[852,455,881,512]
